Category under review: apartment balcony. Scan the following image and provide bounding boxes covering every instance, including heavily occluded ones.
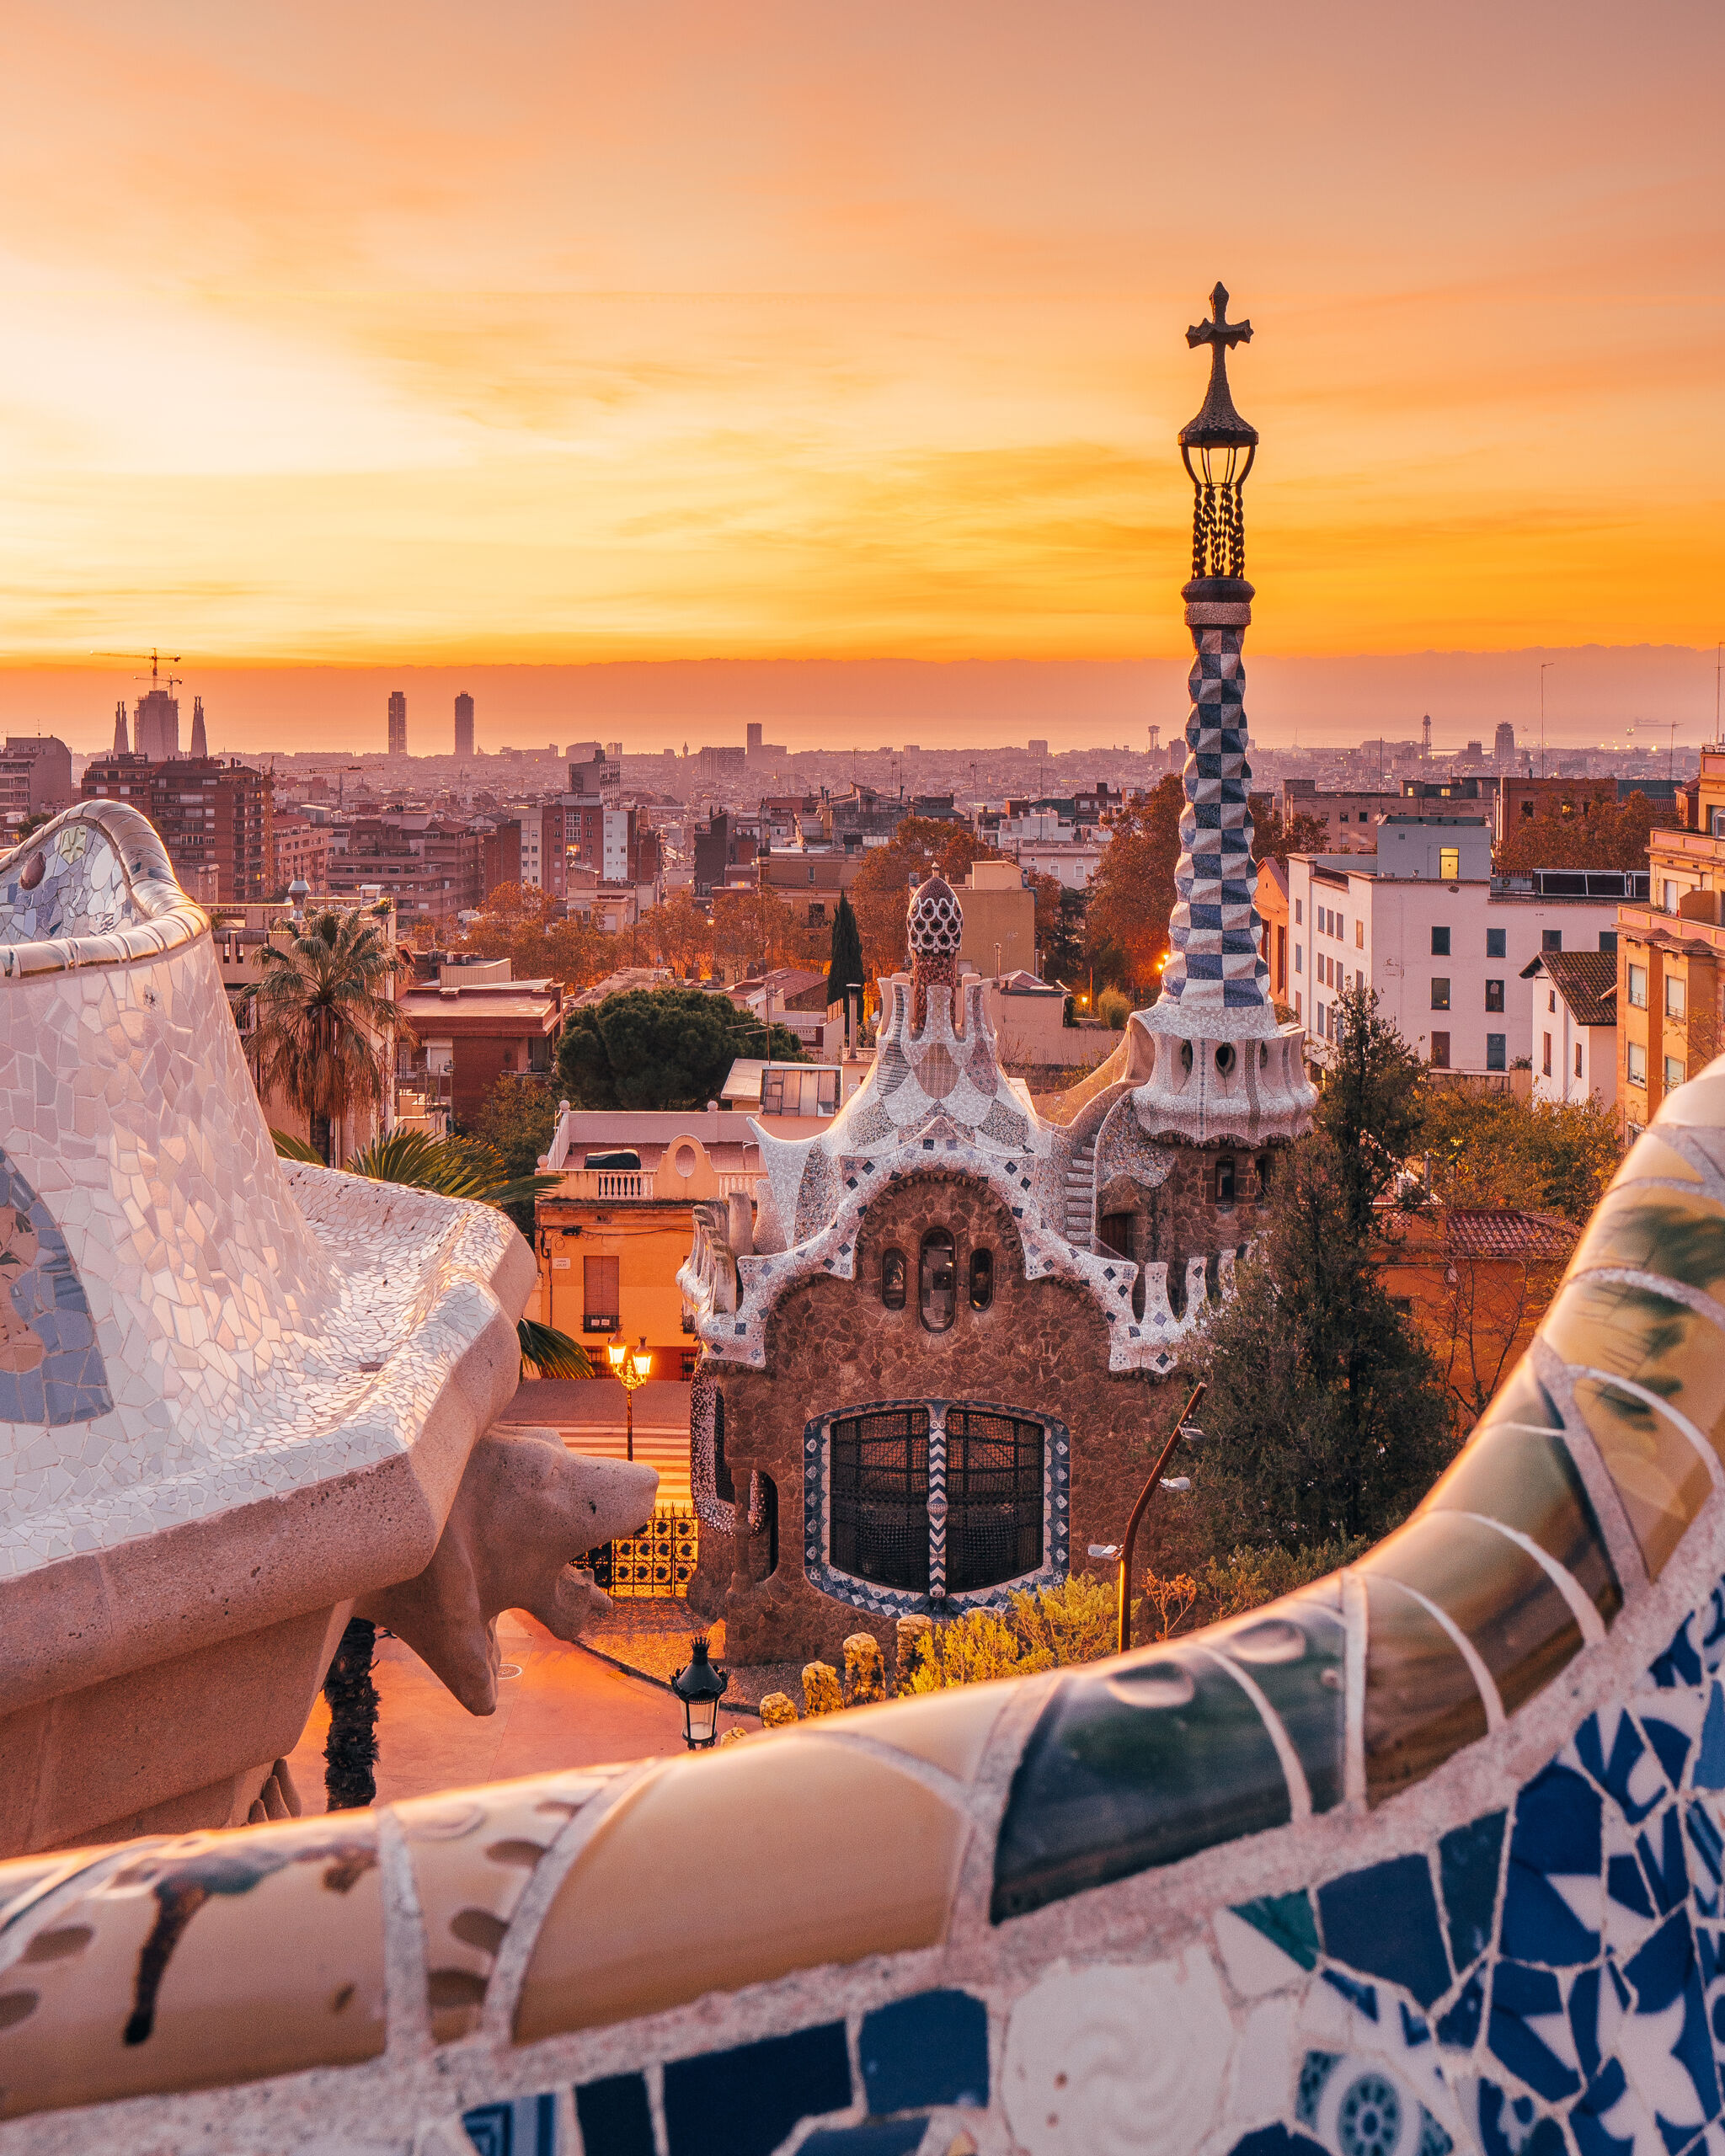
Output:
[556,1166,757,1203]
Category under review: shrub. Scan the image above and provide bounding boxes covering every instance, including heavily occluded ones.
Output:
[1097,985,1131,1031]
[900,1573,1118,1691]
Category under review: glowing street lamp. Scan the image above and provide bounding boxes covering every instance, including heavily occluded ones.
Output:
[670,1635,729,1750]
[606,1335,653,1461]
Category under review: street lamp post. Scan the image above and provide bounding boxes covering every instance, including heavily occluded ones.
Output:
[1092,1383,1206,1654]
[606,1335,653,1461]
[670,1634,729,1750]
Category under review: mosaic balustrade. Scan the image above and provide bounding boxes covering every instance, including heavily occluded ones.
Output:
[8,1070,1725,2154]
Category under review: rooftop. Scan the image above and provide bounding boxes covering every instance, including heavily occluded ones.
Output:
[1522,949,1618,1028]
[1445,1208,1579,1262]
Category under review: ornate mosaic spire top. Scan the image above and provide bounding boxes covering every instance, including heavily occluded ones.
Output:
[1130,290,1311,1145]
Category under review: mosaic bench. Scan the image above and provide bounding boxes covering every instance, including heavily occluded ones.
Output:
[5,1038,1725,2156]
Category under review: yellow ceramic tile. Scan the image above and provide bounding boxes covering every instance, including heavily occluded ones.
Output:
[1567,1184,1725,1300]
[1543,1276,1725,1461]
[1615,1130,1704,1185]
[0,1817,385,2121]
[822,1680,1011,1780]
[514,1737,968,2042]
[1568,1374,1713,1578]
[1656,1075,1725,1128]
[399,1772,606,2043]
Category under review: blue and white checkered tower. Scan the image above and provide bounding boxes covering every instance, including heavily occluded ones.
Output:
[1135,286,1316,1145]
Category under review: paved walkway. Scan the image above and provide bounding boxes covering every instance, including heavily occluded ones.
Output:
[282,1611,740,1812]
[502,1377,692,1503]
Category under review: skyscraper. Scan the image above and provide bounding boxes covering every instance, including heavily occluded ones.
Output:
[189,696,208,760]
[133,687,179,760]
[387,691,408,757]
[112,701,129,756]
[1494,721,1517,763]
[454,692,475,759]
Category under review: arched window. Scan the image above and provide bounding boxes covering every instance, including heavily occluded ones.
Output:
[830,1408,931,1592]
[920,1230,956,1331]
[969,1246,994,1310]
[881,1247,907,1310]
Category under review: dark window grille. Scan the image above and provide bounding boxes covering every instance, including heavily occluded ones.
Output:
[946,1409,1044,1593]
[830,1407,930,1592]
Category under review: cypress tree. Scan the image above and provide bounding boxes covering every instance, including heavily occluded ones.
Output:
[827,892,866,1030]
[323,1618,380,1810]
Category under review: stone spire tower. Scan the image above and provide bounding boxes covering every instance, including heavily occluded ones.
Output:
[1134,285,1314,1146]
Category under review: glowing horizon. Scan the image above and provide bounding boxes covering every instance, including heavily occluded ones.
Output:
[3,1,1721,671]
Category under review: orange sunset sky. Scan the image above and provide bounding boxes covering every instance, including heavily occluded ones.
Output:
[2,1,1721,747]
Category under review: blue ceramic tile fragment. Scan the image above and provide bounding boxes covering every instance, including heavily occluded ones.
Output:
[1639,1806,1690,1914]
[1570,1965,1606,2085]
[1575,1714,1664,1828]
[1488,1961,1582,2101]
[1690,1801,1724,1915]
[1236,1891,1322,1972]
[1697,1687,1725,1790]
[663,2024,852,2156]
[1644,1716,1695,1794]
[1568,2060,1637,2156]
[1621,1912,1720,2139]
[1609,1851,1656,1919]
[1514,1763,1602,1876]
[1650,1618,1704,1692]
[802,2124,929,2156]
[1436,1972,1485,2051]
[1318,1855,1451,2009]
[1227,2128,1328,2156]
[859,1989,987,2114]
[574,2073,653,2156]
[1475,2080,1567,2156]
[1439,1812,1506,1973]
[462,2094,556,2156]
[1322,1970,1380,2019]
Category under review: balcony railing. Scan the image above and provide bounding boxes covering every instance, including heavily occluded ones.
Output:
[563,1168,657,1199]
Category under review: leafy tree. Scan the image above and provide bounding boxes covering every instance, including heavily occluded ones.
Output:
[1494,789,1676,876]
[847,817,1001,985]
[1249,793,1333,869]
[642,886,713,978]
[1191,1135,1455,1550]
[472,1075,562,1231]
[459,884,614,991]
[1032,874,1087,985]
[1318,981,1428,1239]
[556,985,805,1112]
[248,908,409,1166]
[1084,776,1183,996]
[827,892,866,1026]
[1420,1086,1621,1224]
[712,888,825,978]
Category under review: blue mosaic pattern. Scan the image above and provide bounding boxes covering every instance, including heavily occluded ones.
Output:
[462,2093,556,2156]
[1160,624,1273,1014]
[803,1396,1071,1620]
[0,1144,110,1425]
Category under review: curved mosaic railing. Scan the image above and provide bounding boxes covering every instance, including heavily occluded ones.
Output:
[0,799,208,975]
[7,1075,1725,2156]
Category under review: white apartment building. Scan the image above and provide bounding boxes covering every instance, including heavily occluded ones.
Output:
[1523,952,1618,1111]
[1287,817,1636,1075]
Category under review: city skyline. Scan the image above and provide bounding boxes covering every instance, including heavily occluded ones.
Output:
[3,1,1721,680]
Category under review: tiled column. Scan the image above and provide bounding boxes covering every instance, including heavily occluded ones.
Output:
[927,1406,948,1601]
[1160,622,1272,1017]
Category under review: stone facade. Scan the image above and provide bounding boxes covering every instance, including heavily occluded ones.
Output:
[689,1163,1265,1668]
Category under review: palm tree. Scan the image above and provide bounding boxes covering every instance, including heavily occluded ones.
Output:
[249,910,408,1167]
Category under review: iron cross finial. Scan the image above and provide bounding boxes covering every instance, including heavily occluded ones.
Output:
[1186,282,1252,355]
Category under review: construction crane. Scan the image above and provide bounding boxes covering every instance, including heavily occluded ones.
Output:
[93,649,184,697]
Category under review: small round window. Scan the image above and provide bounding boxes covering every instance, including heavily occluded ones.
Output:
[673,1143,698,1178]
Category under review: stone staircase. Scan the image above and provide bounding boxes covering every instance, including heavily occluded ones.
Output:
[1063,1138,1097,1249]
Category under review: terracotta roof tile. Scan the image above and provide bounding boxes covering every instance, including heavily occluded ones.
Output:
[1444,1208,1578,1261]
[1532,950,1617,1029]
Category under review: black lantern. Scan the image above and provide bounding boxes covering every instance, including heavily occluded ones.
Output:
[1178,282,1258,591]
[670,1634,729,1750]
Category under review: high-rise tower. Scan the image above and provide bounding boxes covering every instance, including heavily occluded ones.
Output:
[133,687,179,761]
[454,693,475,760]
[189,696,209,760]
[1134,284,1314,1146]
[112,701,129,756]
[387,691,408,758]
